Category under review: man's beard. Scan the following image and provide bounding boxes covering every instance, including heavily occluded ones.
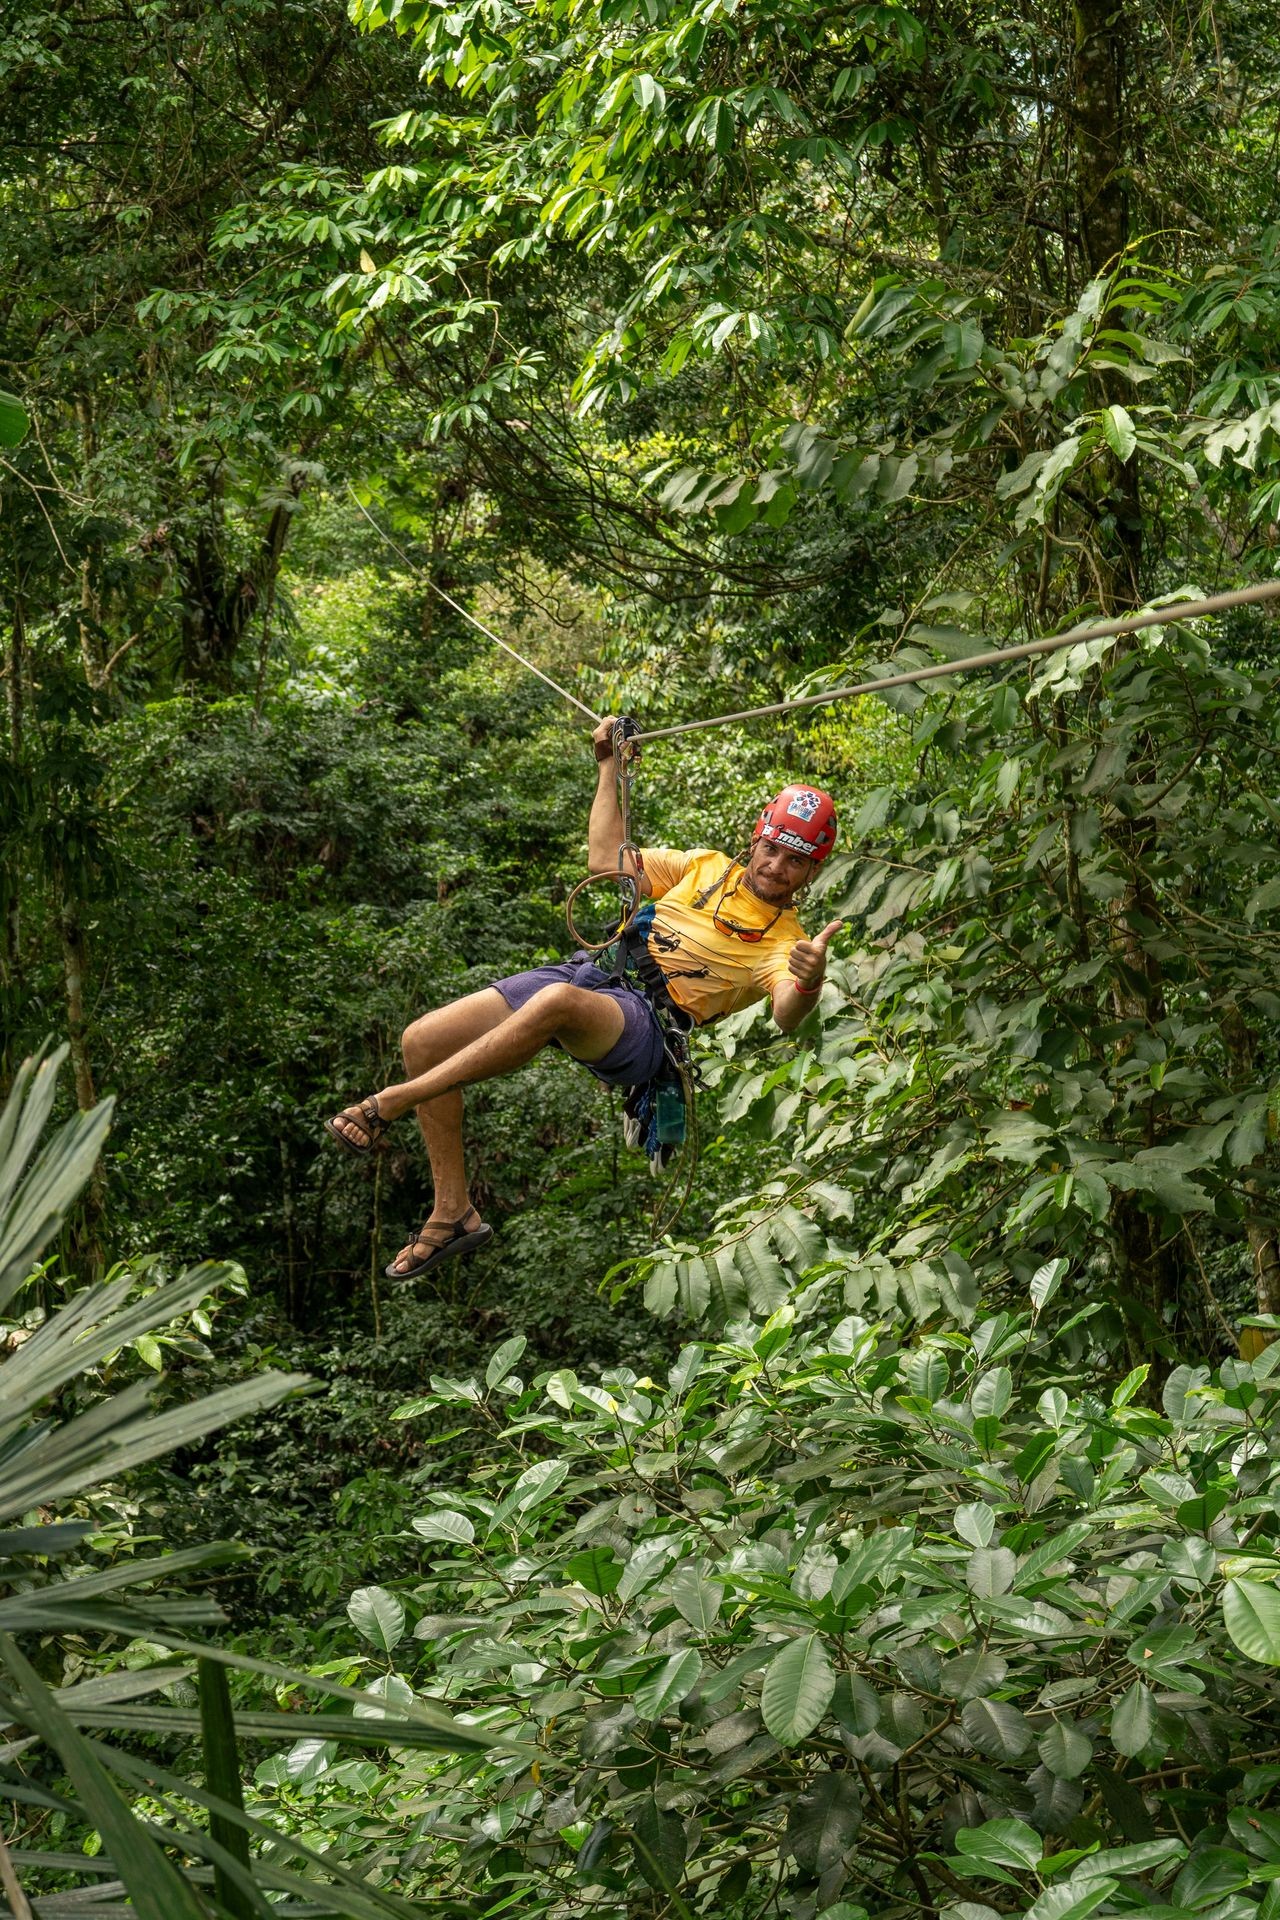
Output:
[744,869,794,905]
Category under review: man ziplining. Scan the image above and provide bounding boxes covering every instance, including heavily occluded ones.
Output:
[325,715,842,1281]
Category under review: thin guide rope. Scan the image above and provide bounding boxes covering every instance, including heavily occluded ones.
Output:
[348,485,603,724]
[634,579,1280,743]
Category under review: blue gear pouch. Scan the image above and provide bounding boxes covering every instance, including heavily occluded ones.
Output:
[655,1081,686,1145]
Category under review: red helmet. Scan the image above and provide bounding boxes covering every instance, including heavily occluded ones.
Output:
[753,785,838,863]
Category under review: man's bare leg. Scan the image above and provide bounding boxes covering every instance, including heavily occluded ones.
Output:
[399,990,512,1219]
[331,984,625,1277]
[377,982,625,1120]
[331,987,510,1230]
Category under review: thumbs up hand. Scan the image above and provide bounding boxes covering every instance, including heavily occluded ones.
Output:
[788,918,844,992]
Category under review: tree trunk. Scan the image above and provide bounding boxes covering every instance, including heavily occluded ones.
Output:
[59,889,106,1269]
[1223,1003,1280,1352]
[1073,0,1142,607]
[1073,0,1127,280]
[74,396,107,690]
[181,474,302,689]
[59,899,97,1114]
[1,591,26,1094]
[1074,0,1175,1365]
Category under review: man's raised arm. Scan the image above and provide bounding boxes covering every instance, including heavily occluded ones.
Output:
[772,919,843,1033]
[588,716,644,883]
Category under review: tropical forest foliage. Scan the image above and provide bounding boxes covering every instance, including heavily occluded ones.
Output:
[4,0,1280,1911]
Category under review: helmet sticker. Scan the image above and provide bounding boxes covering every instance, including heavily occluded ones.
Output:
[772,828,815,854]
[785,789,822,822]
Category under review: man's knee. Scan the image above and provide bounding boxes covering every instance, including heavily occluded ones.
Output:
[524,982,583,1032]
[402,1011,445,1072]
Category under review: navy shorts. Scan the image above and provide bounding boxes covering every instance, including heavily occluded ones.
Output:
[490,955,666,1089]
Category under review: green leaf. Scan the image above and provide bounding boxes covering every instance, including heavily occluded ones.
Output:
[966,1547,1016,1597]
[831,1672,881,1734]
[786,1769,863,1873]
[1109,1680,1155,1756]
[1171,1846,1253,1910]
[1030,1257,1068,1312]
[564,1547,622,1596]
[1038,1719,1092,1779]
[761,1633,835,1745]
[941,1651,1008,1702]
[633,1649,702,1719]
[1025,1882,1116,1920]
[1074,1840,1184,1883]
[668,1566,724,1631]
[971,1367,1013,1420]
[347,1586,405,1652]
[955,1819,1043,1873]
[1112,1365,1149,1408]
[485,1335,527,1389]
[489,1457,569,1530]
[1101,404,1137,461]
[961,1697,1034,1761]
[631,1795,686,1892]
[955,1502,997,1548]
[0,388,27,447]
[1223,1580,1280,1665]
[411,1510,474,1546]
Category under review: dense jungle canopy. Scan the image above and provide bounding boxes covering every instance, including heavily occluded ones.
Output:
[5,0,1280,1912]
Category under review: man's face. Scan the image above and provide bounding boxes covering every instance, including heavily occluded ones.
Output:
[744,836,814,904]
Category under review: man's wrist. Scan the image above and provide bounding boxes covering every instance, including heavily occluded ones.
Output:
[793,975,823,996]
[594,738,614,763]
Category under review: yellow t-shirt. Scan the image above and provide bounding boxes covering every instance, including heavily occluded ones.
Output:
[638,847,805,1025]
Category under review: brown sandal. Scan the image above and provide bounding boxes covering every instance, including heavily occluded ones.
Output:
[323,1096,389,1157]
[385,1207,494,1281]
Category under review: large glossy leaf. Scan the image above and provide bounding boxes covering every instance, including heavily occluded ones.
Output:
[962,1697,1034,1761]
[955,1819,1042,1873]
[1110,1679,1155,1756]
[785,1769,863,1873]
[1222,1580,1280,1665]
[761,1633,835,1745]
[634,1648,702,1719]
[0,387,28,446]
[347,1586,405,1652]
[631,1794,686,1893]
[668,1566,724,1631]
[1037,1718,1092,1779]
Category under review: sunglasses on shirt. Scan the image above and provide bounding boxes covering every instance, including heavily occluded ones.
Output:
[709,869,784,943]
[712,907,782,943]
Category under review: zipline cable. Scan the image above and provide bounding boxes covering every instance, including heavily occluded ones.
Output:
[347,484,604,725]
[633,579,1280,744]
[352,481,1279,743]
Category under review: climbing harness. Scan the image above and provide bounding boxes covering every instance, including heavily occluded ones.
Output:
[570,717,702,1232]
